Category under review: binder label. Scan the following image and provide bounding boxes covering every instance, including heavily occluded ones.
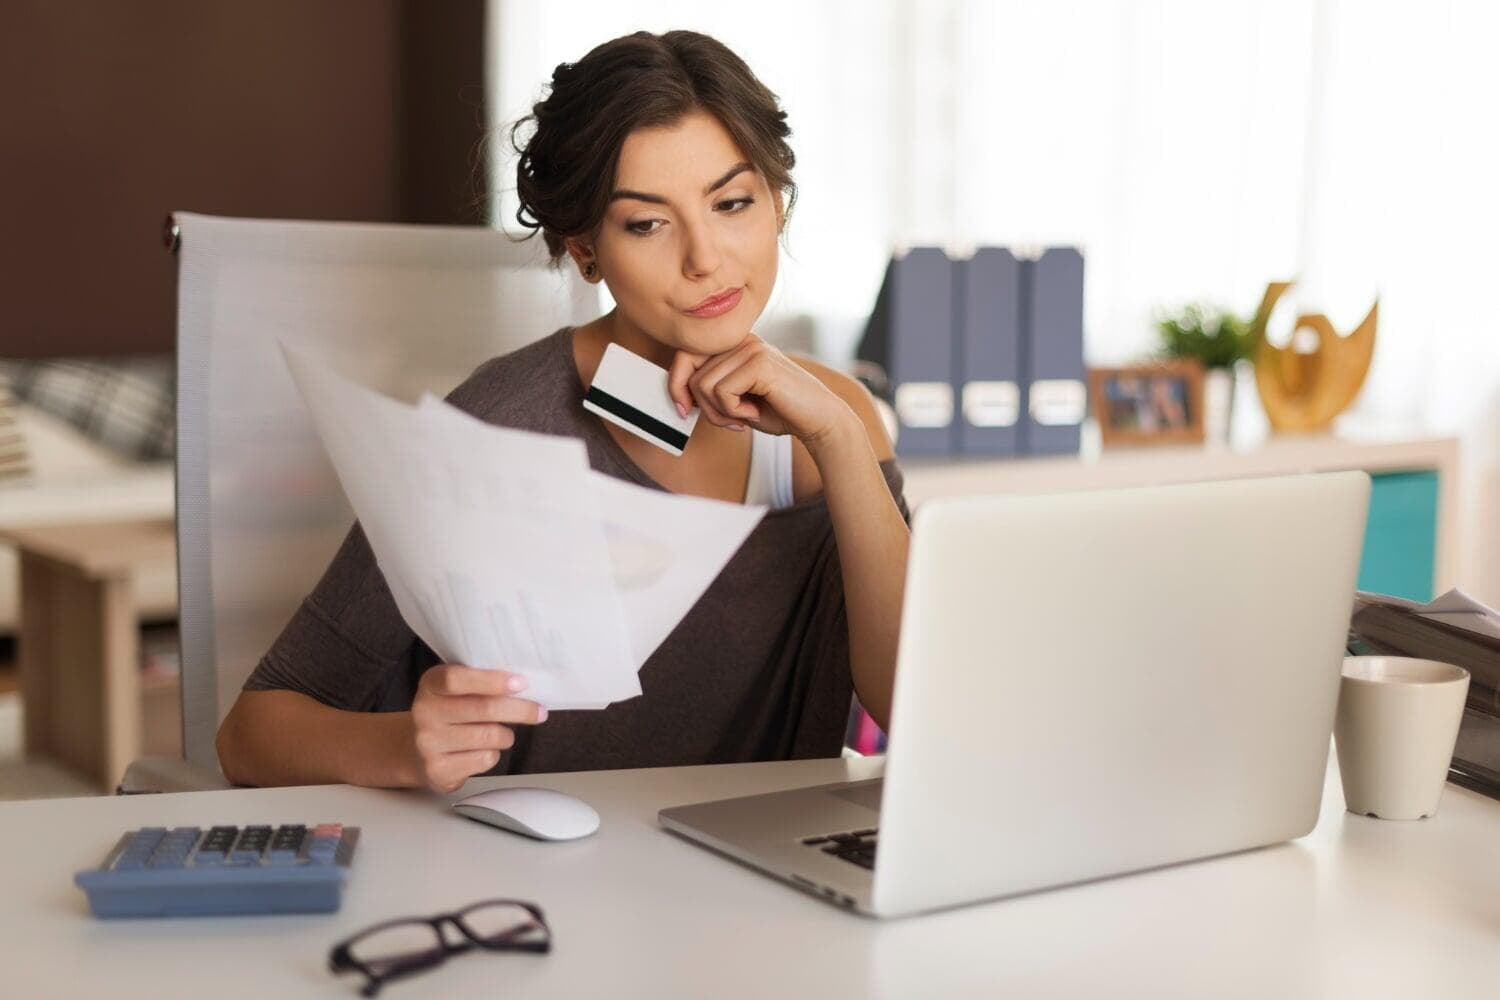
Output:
[1029,379,1086,427]
[962,381,1020,428]
[894,382,954,429]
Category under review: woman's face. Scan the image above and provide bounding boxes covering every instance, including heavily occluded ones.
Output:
[574,109,784,357]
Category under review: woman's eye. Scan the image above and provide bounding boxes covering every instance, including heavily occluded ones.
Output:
[625,197,754,236]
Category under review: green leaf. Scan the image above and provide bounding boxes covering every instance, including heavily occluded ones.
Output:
[1152,302,1255,369]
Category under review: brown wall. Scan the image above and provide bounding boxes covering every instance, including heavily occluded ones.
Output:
[0,0,486,359]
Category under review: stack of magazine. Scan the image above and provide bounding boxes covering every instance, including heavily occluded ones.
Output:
[1348,588,1500,800]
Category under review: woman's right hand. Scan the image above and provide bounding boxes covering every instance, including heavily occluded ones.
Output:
[410,664,548,793]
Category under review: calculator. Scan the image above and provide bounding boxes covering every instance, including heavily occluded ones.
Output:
[74,823,360,918]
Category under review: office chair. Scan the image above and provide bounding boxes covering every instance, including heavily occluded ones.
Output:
[120,212,599,792]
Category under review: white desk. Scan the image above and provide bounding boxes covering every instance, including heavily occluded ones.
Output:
[1,756,1496,999]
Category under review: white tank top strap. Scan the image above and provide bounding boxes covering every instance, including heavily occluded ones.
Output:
[743,429,796,509]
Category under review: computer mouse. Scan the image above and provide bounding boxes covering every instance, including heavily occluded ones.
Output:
[451,786,601,841]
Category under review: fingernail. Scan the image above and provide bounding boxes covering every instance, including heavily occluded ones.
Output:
[537,706,549,723]
[676,402,688,418]
[729,423,745,431]
[508,675,528,692]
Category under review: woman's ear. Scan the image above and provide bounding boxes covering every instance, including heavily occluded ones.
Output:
[772,189,786,233]
[563,237,598,280]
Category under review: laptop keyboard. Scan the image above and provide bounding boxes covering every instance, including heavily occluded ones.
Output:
[801,828,878,870]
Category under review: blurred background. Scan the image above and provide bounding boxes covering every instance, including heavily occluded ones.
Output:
[2,0,1497,794]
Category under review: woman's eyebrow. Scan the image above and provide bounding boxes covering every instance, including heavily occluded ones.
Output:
[610,161,753,205]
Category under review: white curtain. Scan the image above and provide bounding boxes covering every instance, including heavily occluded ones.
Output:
[488,0,1500,602]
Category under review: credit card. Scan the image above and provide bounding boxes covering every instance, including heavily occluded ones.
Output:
[582,342,700,456]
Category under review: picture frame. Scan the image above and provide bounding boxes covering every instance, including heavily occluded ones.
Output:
[1088,360,1206,446]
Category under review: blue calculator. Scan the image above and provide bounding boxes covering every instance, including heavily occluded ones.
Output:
[75,823,360,918]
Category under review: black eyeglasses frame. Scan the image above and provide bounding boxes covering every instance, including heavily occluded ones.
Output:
[328,898,551,997]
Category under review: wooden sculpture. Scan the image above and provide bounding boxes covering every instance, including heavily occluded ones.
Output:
[1249,280,1377,433]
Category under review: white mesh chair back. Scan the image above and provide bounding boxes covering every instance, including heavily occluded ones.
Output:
[172,212,598,770]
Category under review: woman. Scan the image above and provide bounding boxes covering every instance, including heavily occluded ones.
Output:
[216,29,911,793]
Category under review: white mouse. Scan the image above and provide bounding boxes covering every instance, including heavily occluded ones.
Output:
[452,786,601,841]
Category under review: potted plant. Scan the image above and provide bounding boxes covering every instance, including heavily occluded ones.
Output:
[1153,303,1255,444]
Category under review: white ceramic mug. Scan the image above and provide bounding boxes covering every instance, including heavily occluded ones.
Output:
[1334,656,1470,820]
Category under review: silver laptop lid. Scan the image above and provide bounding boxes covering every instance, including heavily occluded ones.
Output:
[872,471,1370,917]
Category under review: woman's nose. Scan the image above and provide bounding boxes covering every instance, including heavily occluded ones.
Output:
[679,217,722,278]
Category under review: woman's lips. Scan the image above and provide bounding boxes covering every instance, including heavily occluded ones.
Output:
[684,287,743,318]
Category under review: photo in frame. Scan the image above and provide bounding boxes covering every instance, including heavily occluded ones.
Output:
[1088,361,1205,446]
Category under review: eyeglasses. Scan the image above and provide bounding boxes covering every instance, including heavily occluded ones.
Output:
[328,899,551,996]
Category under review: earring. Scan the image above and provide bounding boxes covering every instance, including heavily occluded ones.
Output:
[583,262,598,280]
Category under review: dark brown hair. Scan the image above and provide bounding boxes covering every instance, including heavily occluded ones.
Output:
[508,30,797,267]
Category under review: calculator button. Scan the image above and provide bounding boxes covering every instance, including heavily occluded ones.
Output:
[307,839,339,865]
[115,829,165,869]
[200,826,237,845]
[271,824,306,844]
[268,824,307,861]
[130,828,167,851]
[230,826,273,863]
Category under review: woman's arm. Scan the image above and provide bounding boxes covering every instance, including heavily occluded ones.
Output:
[668,338,910,732]
[217,666,547,791]
[800,393,908,732]
[217,690,422,788]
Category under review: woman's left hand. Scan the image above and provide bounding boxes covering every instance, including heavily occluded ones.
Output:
[667,334,857,449]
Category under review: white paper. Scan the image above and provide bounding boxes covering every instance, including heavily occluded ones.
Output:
[281,343,766,710]
[1356,587,1500,644]
[1415,588,1500,643]
[588,471,766,664]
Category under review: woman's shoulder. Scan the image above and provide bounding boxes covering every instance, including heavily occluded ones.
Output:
[442,327,577,428]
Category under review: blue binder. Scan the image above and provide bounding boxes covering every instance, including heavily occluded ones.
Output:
[856,247,957,456]
[1021,248,1086,456]
[955,247,1024,456]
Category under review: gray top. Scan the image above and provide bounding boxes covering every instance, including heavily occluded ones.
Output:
[244,327,911,775]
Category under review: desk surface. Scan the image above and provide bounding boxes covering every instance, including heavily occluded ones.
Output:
[1,755,1496,999]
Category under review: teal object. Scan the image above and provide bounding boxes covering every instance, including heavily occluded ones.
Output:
[1357,471,1439,602]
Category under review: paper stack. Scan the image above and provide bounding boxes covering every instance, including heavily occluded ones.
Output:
[1350,588,1500,800]
[1351,589,1500,707]
[281,343,766,710]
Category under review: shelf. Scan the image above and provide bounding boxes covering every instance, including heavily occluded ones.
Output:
[899,431,1461,601]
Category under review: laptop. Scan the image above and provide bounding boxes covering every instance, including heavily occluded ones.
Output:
[659,471,1371,918]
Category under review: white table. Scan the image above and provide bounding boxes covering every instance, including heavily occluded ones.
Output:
[1,756,1496,999]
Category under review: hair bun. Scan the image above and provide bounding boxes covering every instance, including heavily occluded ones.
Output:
[550,61,574,85]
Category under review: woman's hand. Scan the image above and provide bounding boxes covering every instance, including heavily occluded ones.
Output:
[667,333,860,452]
[409,665,548,793]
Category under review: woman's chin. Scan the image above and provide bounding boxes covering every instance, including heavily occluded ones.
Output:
[673,315,760,355]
